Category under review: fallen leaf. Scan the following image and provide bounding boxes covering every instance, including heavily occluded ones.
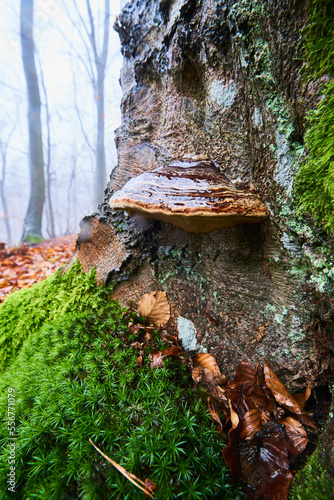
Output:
[294,387,311,409]
[137,291,170,327]
[192,353,227,385]
[263,361,304,415]
[229,400,239,429]
[240,409,262,441]
[149,350,164,368]
[282,416,309,453]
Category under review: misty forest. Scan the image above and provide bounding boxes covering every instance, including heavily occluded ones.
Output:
[0,0,334,499]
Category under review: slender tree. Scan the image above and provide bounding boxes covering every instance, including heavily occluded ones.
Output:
[0,125,15,246]
[20,0,45,242]
[62,0,111,206]
[38,58,55,238]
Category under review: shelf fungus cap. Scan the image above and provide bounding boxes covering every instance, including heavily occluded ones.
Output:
[109,158,269,233]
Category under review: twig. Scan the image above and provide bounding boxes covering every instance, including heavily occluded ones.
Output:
[89,438,155,498]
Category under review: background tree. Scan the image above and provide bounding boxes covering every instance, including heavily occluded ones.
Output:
[20,0,45,242]
[0,122,15,246]
[62,0,111,207]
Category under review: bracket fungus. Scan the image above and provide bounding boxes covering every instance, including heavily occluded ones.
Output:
[109,158,269,233]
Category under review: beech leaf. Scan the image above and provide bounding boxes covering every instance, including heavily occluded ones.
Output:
[263,361,304,414]
[137,291,170,327]
[191,353,227,385]
[282,416,309,453]
[240,409,262,441]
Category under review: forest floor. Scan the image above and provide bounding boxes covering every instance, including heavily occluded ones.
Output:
[0,234,77,303]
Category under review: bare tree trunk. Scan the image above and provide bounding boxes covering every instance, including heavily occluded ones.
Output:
[85,0,110,206]
[95,70,106,204]
[0,139,13,246]
[20,0,45,242]
[39,59,55,238]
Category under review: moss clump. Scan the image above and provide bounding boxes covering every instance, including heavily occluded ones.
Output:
[295,0,334,233]
[289,385,334,499]
[0,260,111,369]
[0,264,238,499]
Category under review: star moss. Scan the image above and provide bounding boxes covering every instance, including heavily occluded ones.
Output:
[295,0,334,233]
[0,262,238,499]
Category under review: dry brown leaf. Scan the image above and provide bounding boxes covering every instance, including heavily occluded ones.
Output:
[192,353,227,385]
[240,409,262,441]
[282,416,309,453]
[229,400,239,429]
[294,387,311,409]
[136,355,143,368]
[137,291,170,327]
[149,350,164,368]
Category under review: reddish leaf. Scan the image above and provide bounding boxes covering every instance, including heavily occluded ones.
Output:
[149,350,164,368]
[282,417,309,453]
[240,409,262,441]
[294,387,311,409]
[239,423,293,500]
[263,362,316,428]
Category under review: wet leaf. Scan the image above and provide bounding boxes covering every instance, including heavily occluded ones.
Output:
[282,416,309,453]
[137,291,170,327]
[263,361,304,414]
[294,387,311,409]
[240,409,262,441]
[240,422,293,500]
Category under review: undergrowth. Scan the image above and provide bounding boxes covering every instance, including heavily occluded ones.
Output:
[295,0,334,233]
[0,259,110,369]
[0,262,238,499]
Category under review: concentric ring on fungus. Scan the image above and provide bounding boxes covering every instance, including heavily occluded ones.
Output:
[109,158,270,233]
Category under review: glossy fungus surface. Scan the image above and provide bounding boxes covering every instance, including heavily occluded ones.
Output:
[109,158,269,233]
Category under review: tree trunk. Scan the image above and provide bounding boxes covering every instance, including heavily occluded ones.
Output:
[95,70,106,205]
[20,0,45,242]
[0,148,12,246]
[75,0,334,489]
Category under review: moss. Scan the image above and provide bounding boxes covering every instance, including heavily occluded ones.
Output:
[21,235,44,244]
[289,387,334,500]
[0,262,239,499]
[0,260,111,370]
[295,0,334,234]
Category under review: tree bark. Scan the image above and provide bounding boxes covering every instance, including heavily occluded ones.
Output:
[20,0,45,242]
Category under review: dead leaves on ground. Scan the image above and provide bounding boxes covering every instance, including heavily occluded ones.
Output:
[0,235,76,302]
[126,291,316,499]
[204,359,316,500]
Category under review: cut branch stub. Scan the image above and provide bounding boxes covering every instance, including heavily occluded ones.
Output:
[109,158,269,233]
[137,291,170,327]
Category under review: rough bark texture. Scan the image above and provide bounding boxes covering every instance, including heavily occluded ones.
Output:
[74,0,334,488]
[77,0,334,393]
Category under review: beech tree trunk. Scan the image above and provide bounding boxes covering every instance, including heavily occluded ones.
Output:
[20,0,45,242]
[75,0,334,486]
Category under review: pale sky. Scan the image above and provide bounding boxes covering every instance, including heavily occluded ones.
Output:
[0,0,123,244]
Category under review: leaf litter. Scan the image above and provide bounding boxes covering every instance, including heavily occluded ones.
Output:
[126,292,318,499]
[0,235,76,303]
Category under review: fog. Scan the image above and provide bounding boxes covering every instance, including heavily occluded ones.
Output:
[0,0,122,245]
